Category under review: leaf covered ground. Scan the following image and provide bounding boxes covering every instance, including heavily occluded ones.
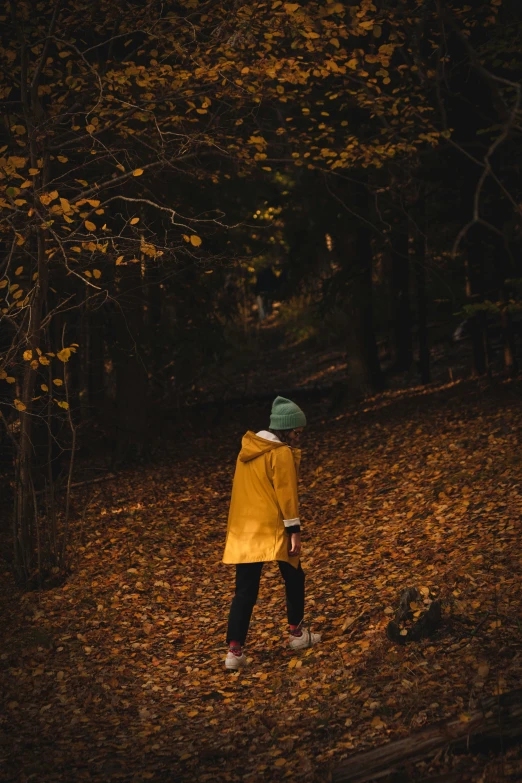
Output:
[1,379,522,783]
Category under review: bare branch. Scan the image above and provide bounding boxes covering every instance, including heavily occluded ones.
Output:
[444,10,522,259]
[30,1,62,93]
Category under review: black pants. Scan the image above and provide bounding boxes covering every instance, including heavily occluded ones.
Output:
[226,561,305,645]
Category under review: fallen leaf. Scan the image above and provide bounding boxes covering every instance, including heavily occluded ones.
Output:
[341,616,356,633]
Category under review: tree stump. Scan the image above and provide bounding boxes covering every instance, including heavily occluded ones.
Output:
[386,586,442,644]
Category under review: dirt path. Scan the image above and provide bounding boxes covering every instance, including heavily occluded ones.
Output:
[190,312,477,405]
[1,379,521,782]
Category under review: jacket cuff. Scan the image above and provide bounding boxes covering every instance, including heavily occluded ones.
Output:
[284,518,301,535]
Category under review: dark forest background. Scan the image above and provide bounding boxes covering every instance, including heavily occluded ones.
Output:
[1,0,522,587]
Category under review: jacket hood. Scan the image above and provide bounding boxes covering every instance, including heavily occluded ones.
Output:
[239,430,285,462]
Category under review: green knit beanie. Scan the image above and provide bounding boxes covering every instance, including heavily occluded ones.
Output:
[269,396,307,430]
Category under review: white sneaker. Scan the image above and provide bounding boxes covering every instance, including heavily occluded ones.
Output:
[289,627,321,651]
[225,650,247,671]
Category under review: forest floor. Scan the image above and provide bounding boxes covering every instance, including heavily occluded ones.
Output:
[1,370,522,782]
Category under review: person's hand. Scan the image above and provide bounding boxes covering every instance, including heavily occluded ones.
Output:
[288,532,301,556]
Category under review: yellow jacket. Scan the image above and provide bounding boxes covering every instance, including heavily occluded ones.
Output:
[222,431,301,568]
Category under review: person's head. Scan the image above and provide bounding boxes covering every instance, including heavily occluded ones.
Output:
[269,396,306,445]
[276,426,304,446]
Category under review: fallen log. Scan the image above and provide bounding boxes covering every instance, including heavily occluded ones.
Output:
[332,689,522,783]
[35,473,116,495]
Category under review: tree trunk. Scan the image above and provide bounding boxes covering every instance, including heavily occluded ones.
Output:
[412,193,430,384]
[495,244,519,379]
[333,688,522,783]
[143,259,163,388]
[11,13,66,586]
[390,226,412,373]
[87,299,106,411]
[344,182,384,395]
[500,303,518,379]
[463,249,488,377]
[348,261,384,394]
[110,263,149,463]
[14,227,48,584]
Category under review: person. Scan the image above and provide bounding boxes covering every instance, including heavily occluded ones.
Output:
[222,396,320,670]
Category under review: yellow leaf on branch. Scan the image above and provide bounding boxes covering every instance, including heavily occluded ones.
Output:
[40,191,58,205]
[57,348,73,362]
[85,220,96,231]
[14,399,26,411]
[6,156,27,168]
[190,235,202,247]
